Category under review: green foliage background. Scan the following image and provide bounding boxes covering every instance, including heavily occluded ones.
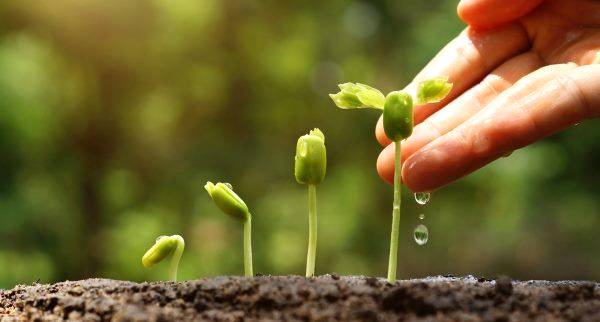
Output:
[0,0,598,288]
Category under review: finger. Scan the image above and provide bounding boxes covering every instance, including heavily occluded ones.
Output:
[524,0,600,29]
[401,64,600,192]
[404,52,544,159]
[458,0,545,30]
[544,33,600,66]
[376,53,551,185]
[375,116,387,146]
[375,23,529,146]
[378,47,599,186]
[412,24,530,123]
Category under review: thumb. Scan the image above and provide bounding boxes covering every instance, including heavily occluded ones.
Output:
[458,0,545,30]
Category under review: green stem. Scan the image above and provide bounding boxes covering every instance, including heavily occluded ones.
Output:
[169,235,185,282]
[243,215,254,277]
[306,184,317,277]
[387,140,402,282]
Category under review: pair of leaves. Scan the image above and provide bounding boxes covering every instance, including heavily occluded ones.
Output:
[329,77,453,110]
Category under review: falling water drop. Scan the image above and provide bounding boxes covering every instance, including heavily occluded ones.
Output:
[413,224,429,245]
[418,214,425,220]
[414,192,431,205]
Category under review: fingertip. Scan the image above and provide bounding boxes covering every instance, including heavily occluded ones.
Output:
[401,151,446,192]
[401,131,471,192]
[456,0,474,25]
[401,154,430,192]
[377,137,428,186]
[375,116,392,147]
[457,0,544,30]
[376,144,395,185]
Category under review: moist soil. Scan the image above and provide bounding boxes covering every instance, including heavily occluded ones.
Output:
[0,275,598,321]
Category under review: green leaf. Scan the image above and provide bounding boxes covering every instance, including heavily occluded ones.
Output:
[416,77,453,104]
[355,83,385,108]
[329,82,384,110]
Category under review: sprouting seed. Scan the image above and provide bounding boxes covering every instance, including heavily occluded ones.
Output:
[205,181,253,277]
[294,128,327,277]
[142,234,185,281]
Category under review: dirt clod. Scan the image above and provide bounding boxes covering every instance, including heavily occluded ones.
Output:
[495,276,513,296]
[0,275,598,321]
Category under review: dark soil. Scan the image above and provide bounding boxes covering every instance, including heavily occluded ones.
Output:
[1,275,598,321]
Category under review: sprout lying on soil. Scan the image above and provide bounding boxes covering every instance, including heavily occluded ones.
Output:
[294,128,327,277]
[205,181,254,277]
[142,235,185,281]
[330,78,452,281]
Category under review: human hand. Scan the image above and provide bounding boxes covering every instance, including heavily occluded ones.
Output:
[376,0,600,192]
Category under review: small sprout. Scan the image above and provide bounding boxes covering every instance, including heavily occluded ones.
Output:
[329,77,452,282]
[295,128,327,185]
[204,182,249,221]
[416,77,453,105]
[142,234,185,281]
[383,91,414,142]
[205,181,253,276]
[329,83,385,110]
[294,128,327,277]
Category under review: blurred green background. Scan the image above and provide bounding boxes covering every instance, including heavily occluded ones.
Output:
[0,0,598,288]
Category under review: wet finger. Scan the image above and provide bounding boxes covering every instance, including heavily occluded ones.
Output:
[375,23,530,146]
[376,52,545,184]
[401,64,600,191]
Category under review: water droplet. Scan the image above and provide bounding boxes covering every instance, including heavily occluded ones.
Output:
[418,214,425,220]
[156,235,167,243]
[414,192,431,205]
[413,224,429,245]
[224,183,233,190]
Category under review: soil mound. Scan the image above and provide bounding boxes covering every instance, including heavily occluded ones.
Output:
[1,275,598,321]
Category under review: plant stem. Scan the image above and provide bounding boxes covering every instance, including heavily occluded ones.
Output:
[169,235,185,282]
[306,184,317,277]
[243,216,254,277]
[387,140,402,282]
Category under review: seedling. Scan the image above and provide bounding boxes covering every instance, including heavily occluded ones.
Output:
[142,234,185,281]
[294,128,327,277]
[205,181,253,277]
[329,78,452,281]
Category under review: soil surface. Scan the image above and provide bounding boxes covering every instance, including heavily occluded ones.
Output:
[0,275,598,321]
